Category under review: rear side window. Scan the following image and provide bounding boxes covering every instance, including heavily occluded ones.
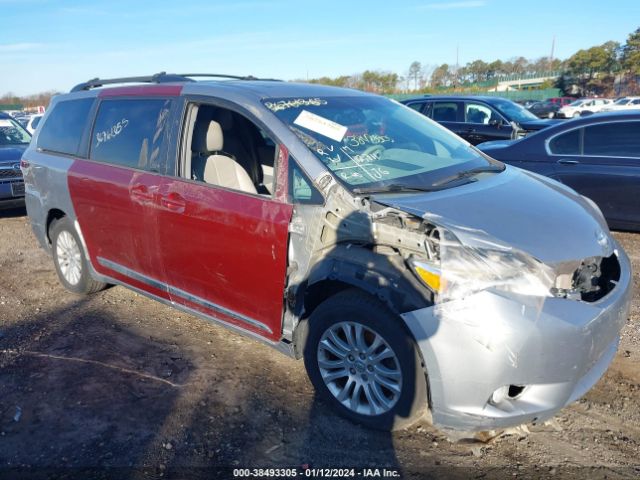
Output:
[583,122,640,158]
[405,102,425,112]
[37,98,94,156]
[432,102,459,122]
[549,129,581,155]
[90,98,172,171]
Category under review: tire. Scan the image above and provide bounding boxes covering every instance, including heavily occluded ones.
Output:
[303,289,428,431]
[50,217,107,295]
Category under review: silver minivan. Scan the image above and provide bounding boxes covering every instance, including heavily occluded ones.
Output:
[22,74,633,432]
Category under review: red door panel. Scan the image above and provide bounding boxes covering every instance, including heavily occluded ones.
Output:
[156,178,293,341]
[67,160,169,300]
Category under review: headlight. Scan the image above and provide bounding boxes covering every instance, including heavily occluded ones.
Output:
[411,228,555,302]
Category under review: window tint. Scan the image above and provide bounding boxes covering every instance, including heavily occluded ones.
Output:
[31,116,41,129]
[37,98,94,156]
[432,102,459,122]
[549,129,581,155]
[90,99,172,171]
[583,122,640,158]
[405,102,424,112]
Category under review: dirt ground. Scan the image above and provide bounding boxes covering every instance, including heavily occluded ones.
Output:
[0,206,639,479]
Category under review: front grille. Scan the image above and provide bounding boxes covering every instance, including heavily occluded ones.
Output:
[0,168,22,179]
[578,254,621,302]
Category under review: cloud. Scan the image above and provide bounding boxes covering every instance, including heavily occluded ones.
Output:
[0,43,43,53]
[420,1,486,10]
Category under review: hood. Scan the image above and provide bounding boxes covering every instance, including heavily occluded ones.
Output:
[373,166,613,264]
[0,145,27,164]
[517,119,559,131]
[476,139,515,151]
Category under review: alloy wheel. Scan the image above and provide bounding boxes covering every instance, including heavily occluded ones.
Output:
[317,321,403,416]
[56,230,82,285]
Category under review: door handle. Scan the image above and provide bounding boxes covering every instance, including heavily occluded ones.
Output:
[557,159,580,165]
[130,184,155,202]
[160,192,186,213]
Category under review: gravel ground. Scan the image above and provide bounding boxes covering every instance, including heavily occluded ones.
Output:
[0,207,639,479]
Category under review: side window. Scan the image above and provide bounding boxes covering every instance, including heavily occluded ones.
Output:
[37,98,94,156]
[431,102,459,122]
[90,98,171,171]
[182,103,278,196]
[405,102,425,112]
[583,122,640,158]
[549,129,581,155]
[289,161,323,204]
[464,102,497,125]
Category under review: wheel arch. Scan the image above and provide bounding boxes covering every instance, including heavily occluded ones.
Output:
[46,208,67,245]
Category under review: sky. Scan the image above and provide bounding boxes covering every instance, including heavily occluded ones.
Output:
[1,0,639,96]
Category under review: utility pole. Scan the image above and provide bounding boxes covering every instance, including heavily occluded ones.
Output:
[455,44,459,88]
[549,35,555,62]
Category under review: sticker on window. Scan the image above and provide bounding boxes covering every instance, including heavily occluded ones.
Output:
[293,110,347,143]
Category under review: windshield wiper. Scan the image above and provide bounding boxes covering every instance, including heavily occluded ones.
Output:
[352,183,435,195]
[432,165,504,187]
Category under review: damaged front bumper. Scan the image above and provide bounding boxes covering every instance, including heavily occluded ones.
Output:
[401,243,633,431]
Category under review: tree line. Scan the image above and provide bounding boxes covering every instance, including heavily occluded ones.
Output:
[304,27,640,97]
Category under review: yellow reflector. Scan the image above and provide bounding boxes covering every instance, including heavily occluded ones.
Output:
[415,265,441,292]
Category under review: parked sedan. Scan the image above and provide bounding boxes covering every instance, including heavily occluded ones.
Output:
[601,96,640,112]
[556,98,613,118]
[0,111,30,208]
[401,95,557,145]
[527,100,562,119]
[478,111,640,231]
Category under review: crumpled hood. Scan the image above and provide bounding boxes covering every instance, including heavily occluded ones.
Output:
[0,145,27,164]
[373,166,613,264]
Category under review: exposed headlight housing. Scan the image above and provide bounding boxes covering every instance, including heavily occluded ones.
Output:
[411,227,555,302]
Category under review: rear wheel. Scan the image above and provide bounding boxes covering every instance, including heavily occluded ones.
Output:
[50,217,107,295]
[303,289,428,431]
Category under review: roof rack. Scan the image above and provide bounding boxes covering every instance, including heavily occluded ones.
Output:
[70,72,281,92]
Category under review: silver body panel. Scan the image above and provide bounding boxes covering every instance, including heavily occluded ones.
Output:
[22,80,634,433]
[402,243,631,430]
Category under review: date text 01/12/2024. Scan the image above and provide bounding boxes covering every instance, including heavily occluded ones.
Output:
[233,467,401,478]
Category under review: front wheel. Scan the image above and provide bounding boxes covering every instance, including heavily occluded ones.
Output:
[303,289,428,431]
[50,217,107,295]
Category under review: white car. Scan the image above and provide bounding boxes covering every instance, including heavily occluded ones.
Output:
[25,114,43,135]
[557,98,613,118]
[601,96,640,112]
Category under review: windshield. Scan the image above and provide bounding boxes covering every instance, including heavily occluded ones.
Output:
[490,98,539,123]
[264,96,495,191]
[0,117,31,145]
[614,98,630,105]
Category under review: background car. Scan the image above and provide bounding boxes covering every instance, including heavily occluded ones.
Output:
[25,114,43,135]
[527,100,563,118]
[601,96,640,111]
[478,111,640,231]
[401,95,557,144]
[556,98,613,118]
[0,111,30,208]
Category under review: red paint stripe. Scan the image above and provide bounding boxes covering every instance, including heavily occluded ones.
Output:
[98,85,183,97]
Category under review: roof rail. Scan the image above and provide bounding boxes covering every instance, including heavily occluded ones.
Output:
[70,72,281,92]
[178,73,282,82]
